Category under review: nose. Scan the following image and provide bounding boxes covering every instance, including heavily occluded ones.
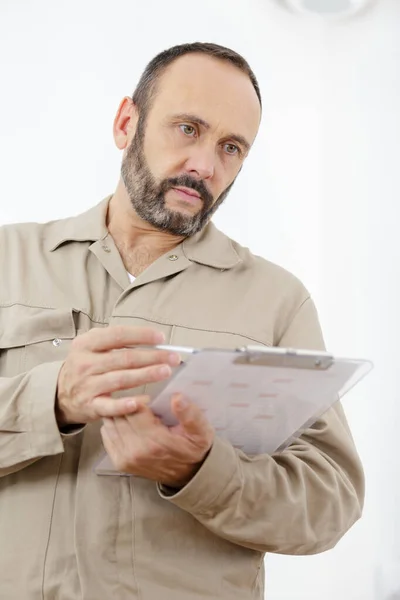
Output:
[184,145,215,180]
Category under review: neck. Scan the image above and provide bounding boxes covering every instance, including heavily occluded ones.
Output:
[107,180,185,276]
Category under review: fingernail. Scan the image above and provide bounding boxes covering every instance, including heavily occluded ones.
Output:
[154,331,166,343]
[126,400,137,410]
[168,353,181,366]
[159,365,171,378]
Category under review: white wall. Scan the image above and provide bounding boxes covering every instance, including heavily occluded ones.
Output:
[1,0,399,598]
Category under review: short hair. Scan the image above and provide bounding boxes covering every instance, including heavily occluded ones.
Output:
[131,42,262,117]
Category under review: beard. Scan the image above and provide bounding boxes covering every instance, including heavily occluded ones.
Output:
[121,114,235,237]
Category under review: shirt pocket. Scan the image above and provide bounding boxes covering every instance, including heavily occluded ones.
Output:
[0,304,77,377]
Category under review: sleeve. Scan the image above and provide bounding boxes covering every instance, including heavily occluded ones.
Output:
[0,360,81,477]
[157,296,365,555]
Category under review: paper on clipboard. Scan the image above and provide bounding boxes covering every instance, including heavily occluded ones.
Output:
[94,347,373,475]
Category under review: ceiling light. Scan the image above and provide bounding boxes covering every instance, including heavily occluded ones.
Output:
[278,0,377,19]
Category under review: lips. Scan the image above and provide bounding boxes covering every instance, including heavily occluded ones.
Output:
[171,187,202,205]
[173,187,200,199]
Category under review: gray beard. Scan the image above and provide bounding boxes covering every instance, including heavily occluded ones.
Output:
[121,122,235,237]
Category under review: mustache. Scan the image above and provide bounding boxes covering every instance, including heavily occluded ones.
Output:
[161,175,214,208]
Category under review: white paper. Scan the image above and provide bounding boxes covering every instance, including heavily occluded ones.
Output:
[95,349,372,474]
[149,351,362,455]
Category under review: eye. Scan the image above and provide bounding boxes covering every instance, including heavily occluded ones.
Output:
[179,124,197,137]
[223,143,240,156]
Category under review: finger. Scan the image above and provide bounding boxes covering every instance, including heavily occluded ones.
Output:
[100,421,119,456]
[91,395,149,419]
[171,394,208,436]
[75,325,165,353]
[91,363,173,397]
[123,402,162,434]
[102,417,120,441]
[110,415,136,439]
[89,347,181,375]
[101,419,141,473]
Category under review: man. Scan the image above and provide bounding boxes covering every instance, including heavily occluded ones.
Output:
[0,42,364,599]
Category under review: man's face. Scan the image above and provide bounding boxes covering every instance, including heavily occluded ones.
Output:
[121,53,261,236]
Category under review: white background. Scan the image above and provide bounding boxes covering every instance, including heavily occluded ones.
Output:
[0,0,399,598]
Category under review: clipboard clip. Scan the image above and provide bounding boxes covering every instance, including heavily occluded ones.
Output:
[234,346,334,370]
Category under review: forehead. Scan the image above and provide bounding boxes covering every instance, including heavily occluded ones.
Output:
[149,53,261,144]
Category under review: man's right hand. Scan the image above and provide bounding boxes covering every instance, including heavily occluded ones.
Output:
[55,326,179,426]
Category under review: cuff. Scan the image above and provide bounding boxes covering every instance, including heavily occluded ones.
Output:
[157,436,239,515]
[28,360,66,455]
[60,424,86,438]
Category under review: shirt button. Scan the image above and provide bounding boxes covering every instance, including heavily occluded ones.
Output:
[102,245,111,253]
[52,338,62,347]
[168,254,179,261]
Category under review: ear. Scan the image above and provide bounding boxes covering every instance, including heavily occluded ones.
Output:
[113,97,139,150]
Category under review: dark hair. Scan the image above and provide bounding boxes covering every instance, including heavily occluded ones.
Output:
[131,42,262,117]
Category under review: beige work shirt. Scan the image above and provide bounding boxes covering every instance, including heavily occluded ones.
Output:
[0,196,364,599]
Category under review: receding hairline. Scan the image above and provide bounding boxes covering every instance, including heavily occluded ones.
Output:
[146,53,260,114]
[131,42,262,118]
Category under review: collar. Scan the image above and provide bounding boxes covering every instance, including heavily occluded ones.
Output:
[46,194,241,270]
[46,196,111,251]
[182,221,241,270]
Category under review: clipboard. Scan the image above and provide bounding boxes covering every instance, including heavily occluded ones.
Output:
[94,345,373,475]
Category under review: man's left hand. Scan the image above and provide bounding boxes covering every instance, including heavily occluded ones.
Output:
[100,394,214,488]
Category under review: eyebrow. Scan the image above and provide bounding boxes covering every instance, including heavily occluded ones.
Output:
[171,112,251,153]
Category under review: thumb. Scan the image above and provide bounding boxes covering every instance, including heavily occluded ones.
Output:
[171,394,204,436]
